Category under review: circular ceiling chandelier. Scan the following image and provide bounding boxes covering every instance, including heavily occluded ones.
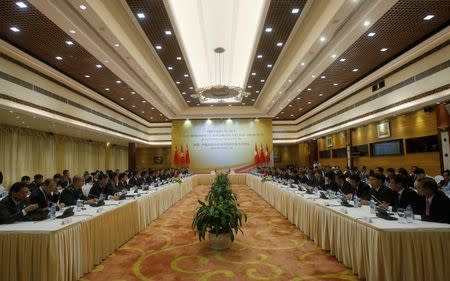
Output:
[190,47,250,104]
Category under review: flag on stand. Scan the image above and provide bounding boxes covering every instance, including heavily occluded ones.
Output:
[180,145,186,165]
[173,145,179,166]
[254,144,259,163]
[265,144,270,165]
[185,145,190,166]
[259,144,265,165]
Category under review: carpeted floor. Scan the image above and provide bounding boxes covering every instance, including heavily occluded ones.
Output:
[81,185,359,281]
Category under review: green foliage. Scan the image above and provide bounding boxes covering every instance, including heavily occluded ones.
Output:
[192,173,247,242]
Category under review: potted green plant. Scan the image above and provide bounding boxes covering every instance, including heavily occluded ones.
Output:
[192,173,247,250]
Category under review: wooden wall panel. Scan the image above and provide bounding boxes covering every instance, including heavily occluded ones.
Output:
[353,152,440,176]
[352,109,437,145]
[136,147,172,171]
[298,142,310,168]
[273,144,299,167]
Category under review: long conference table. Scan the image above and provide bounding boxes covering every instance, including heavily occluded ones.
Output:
[1,174,449,281]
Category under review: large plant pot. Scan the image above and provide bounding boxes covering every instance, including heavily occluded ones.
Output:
[209,232,232,250]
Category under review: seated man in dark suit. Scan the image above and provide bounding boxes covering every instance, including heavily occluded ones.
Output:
[344,174,371,200]
[28,174,44,193]
[362,173,398,207]
[336,173,352,194]
[88,174,120,200]
[29,179,63,209]
[417,178,450,224]
[59,175,97,206]
[389,174,424,213]
[309,170,325,189]
[21,175,31,186]
[324,171,339,192]
[128,172,139,187]
[0,182,38,224]
[117,173,129,191]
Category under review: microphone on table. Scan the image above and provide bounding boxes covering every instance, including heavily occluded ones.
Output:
[371,194,383,205]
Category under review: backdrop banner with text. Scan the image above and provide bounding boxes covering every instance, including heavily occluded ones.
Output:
[172,119,273,173]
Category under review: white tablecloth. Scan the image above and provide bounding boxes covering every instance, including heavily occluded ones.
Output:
[245,174,450,281]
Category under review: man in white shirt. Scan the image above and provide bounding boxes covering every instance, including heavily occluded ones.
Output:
[0,171,6,197]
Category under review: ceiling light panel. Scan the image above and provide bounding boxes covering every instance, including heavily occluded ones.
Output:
[276,0,450,120]
[0,1,167,122]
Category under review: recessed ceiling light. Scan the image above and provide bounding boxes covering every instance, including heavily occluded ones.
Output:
[423,15,434,20]
[16,2,27,8]
[319,93,323,96]
[307,101,312,104]
[189,86,193,90]
[301,62,305,66]
[275,116,279,119]
[299,108,302,111]
[79,4,87,10]
[311,75,316,78]
[187,100,190,103]
[248,85,252,88]
[132,105,136,108]
[165,30,172,35]
[142,100,146,103]
[296,97,300,100]
[331,54,337,58]
[260,79,265,82]
[131,91,135,95]
[114,43,120,47]
[182,92,186,95]
[251,99,255,101]
[265,27,272,32]
[288,104,292,107]
[184,74,189,77]
[10,27,20,32]
[84,75,90,78]
[251,72,256,76]
[137,13,145,19]
[168,66,173,70]
[320,36,326,42]
[292,8,300,14]
[333,83,338,86]
[65,40,74,45]
[96,64,102,68]
[155,45,162,50]
[352,68,359,72]
[176,81,180,84]
[290,114,294,117]
[116,80,122,84]
[151,107,154,110]
[307,88,311,91]
[321,75,326,79]
[363,20,370,27]
[120,97,124,100]
[281,111,284,113]
[105,88,110,91]
[55,56,63,60]
[267,64,272,68]
[256,91,259,93]
[380,48,388,52]
[339,58,346,62]
[69,30,76,34]
[288,79,292,82]
[257,54,263,59]
[141,111,145,113]
[176,56,182,60]
[367,32,376,37]
[276,42,283,47]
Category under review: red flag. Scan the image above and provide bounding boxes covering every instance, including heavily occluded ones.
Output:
[259,144,265,164]
[254,144,259,163]
[265,144,270,164]
[185,145,190,165]
[173,145,179,165]
[180,145,186,165]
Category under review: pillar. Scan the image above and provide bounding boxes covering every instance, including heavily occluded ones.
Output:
[437,103,450,171]
[128,143,136,171]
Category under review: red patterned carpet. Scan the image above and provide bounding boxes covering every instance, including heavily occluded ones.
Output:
[81,185,359,281]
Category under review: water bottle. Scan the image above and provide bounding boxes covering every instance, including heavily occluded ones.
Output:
[353,195,359,208]
[406,205,413,223]
[336,191,341,200]
[76,199,82,212]
[100,192,105,200]
[313,186,319,195]
[50,203,56,220]
[369,199,376,214]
